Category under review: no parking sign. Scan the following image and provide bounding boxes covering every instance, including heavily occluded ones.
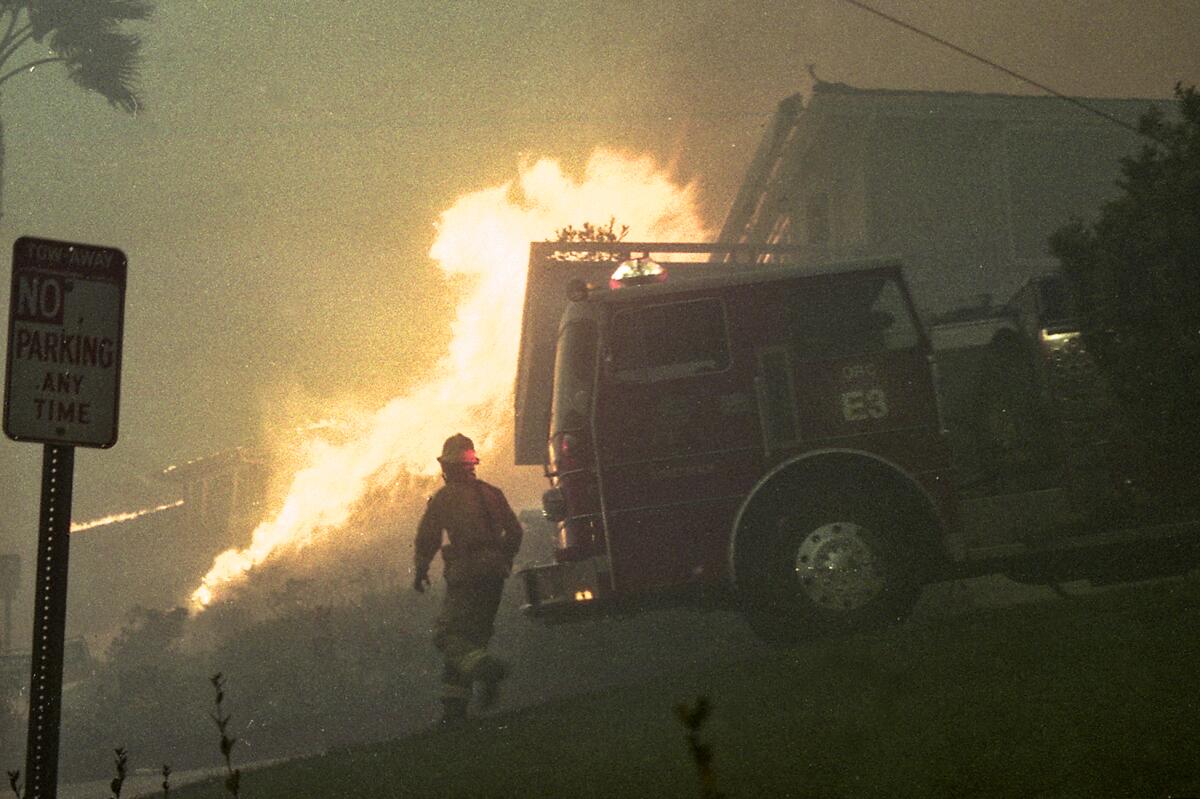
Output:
[4,236,126,447]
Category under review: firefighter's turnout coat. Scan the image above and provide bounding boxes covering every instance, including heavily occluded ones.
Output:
[415,477,523,584]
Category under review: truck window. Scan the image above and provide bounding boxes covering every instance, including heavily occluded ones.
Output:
[550,320,597,433]
[786,276,920,361]
[608,298,730,383]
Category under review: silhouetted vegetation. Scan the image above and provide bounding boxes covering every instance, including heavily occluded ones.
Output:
[1051,83,1200,498]
[550,217,629,261]
[53,575,432,780]
[0,0,151,222]
[676,696,723,799]
[0,1,151,110]
[209,674,240,798]
[61,606,203,780]
[108,746,128,799]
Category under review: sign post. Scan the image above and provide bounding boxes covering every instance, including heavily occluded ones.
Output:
[4,236,126,799]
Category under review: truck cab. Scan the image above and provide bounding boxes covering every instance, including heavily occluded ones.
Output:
[516,243,950,638]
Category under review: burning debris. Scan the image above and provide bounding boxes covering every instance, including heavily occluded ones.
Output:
[70,500,185,533]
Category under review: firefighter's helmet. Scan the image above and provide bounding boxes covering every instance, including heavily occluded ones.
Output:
[437,433,481,465]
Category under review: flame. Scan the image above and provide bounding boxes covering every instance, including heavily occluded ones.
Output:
[189,149,710,610]
[70,500,185,533]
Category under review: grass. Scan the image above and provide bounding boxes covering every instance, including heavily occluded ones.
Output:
[154,573,1200,799]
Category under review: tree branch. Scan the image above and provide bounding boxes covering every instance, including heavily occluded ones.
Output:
[0,8,19,56]
[0,25,33,72]
[0,8,15,54]
[0,56,63,88]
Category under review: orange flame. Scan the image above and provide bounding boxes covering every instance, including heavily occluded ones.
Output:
[189,149,710,610]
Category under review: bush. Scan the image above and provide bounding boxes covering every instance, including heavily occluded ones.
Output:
[1050,83,1200,497]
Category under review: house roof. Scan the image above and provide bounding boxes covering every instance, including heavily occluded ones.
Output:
[718,81,1171,244]
[158,446,265,482]
[802,80,1163,126]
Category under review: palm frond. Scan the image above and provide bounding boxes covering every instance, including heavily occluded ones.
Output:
[31,0,152,111]
[52,30,143,111]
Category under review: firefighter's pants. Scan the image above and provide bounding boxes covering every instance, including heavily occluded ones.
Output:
[434,575,506,701]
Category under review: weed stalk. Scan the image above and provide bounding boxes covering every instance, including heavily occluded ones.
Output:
[210,673,241,798]
[675,696,724,799]
[109,747,128,799]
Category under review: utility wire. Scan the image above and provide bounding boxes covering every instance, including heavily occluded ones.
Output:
[835,0,1157,141]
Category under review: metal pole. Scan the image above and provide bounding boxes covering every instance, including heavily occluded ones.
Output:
[22,444,74,799]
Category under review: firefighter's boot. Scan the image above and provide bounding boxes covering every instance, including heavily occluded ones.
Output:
[473,656,509,711]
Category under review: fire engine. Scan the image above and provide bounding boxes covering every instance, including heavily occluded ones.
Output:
[513,241,1200,642]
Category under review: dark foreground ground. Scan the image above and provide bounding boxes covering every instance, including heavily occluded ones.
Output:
[146,572,1198,799]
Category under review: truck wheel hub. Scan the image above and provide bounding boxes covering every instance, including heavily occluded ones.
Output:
[794,521,883,610]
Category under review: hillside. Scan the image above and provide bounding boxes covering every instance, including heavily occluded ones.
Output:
[155,572,1200,799]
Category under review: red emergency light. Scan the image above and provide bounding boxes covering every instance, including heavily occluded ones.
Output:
[609,257,667,289]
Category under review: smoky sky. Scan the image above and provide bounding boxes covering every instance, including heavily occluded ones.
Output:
[1,0,1197,556]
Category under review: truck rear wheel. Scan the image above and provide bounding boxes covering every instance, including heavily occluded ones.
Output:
[739,490,924,644]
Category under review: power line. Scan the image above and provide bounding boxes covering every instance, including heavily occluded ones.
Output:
[835,0,1155,141]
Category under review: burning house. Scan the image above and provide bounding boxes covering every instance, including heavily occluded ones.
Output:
[718,80,1172,315]
[58,447,269,639]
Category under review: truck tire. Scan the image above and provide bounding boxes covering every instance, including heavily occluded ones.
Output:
[738,486,924,645]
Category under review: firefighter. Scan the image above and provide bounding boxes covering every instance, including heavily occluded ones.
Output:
[413,433,523,724]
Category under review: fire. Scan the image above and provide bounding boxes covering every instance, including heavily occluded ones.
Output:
[70,500,185,533]
[189,149,710,610]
